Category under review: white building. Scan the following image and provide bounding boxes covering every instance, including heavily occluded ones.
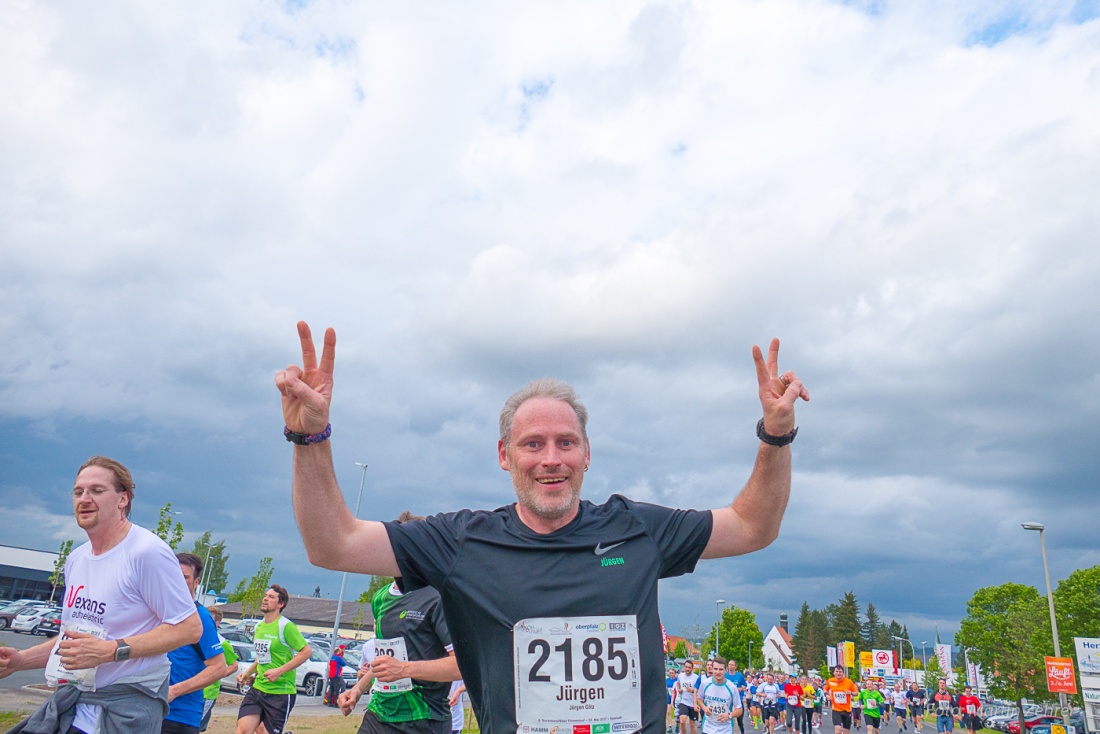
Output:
[762,625,797,674]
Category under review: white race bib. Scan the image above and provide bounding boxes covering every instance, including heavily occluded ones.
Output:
[254,639,272,665]
[514,615,641,732]
[45,622,107,692]
[371,637,413,694]
[834,691,848,704]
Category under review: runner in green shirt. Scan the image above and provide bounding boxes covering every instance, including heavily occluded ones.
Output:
[858,683,887,734]
[235,585,312,734]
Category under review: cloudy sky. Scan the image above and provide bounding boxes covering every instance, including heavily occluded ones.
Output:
[2,0,1098,649]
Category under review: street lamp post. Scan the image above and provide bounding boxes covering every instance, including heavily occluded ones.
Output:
[716,600,726,660]
[892,635,917,682]
[748,640,754,671]
[921,641,928,670]
[331,463,369,647]
[1021,522,1071,730]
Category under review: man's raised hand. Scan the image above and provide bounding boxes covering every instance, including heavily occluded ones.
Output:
[752,338,809,436]
[276,321,336,435]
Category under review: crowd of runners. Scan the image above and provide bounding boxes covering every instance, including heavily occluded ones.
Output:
[667,661,984,734]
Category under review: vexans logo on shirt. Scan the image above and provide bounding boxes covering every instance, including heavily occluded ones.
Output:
[399,609,426,621]
[66,585,107,625]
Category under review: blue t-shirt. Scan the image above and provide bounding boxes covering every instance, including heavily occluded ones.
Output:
[166,604,224,726]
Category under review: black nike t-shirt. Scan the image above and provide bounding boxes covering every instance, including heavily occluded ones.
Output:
[385,495,713,734]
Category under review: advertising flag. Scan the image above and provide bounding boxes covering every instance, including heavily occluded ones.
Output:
[844,642,856,668]
[936,644,951,673]
[828,646,837,668]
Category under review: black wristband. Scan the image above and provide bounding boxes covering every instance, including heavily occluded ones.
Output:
[285,423,332,445]
[756,418,797,447]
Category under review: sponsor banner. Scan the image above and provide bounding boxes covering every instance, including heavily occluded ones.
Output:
[1082,689,1100,703]
[1076,638,1100,676]
[861,652,874,669]
[1046,657,1078,694]
[844,642,856,668]
[828,647,837,668]
[872,649,894,670]
[936,644,951,673]
[967,663,979,688]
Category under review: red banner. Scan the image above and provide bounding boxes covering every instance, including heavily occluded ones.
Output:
[1045,657,1077,694]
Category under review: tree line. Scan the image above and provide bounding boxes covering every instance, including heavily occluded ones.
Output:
[788,591,916,674]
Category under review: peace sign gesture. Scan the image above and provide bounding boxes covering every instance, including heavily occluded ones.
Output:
[275,321,336,435]
[752,338,809,437]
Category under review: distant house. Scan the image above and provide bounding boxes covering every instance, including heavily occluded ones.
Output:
[216,594,375,638]
[762,624,796,674]
[665,635,701,659]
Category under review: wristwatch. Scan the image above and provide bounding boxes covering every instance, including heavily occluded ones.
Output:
[114,639,132,662]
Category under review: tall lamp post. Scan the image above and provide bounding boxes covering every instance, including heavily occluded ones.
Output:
[893,636,916,679]
[715,599,727,660]
[748,640,754,671]
[921,641,928,670]
[330,463,369,646]
[1021,522,1071,730]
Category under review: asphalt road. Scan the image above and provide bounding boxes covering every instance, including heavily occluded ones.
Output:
[0,628,53,690]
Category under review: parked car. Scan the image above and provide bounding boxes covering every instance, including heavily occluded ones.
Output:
[34,610,62,636]
[0,603,41,630]
[221,629,252,644]
[295,646,331,697]
[11,607,57,634]
[218,642,257,694]
[1006,715,1063,734]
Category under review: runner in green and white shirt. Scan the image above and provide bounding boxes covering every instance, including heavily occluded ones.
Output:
[235,585,312,734]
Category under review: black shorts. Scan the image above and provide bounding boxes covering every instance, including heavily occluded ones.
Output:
[763,705,780,721]
[238,689,296,734]
[162,720,199,734]
[865,713,882,727]
[356,711,450,734]
[832,711,853,730]
[911,706,925,717]
[894,708,907,719]
[962,715,982,730]
[678,703,699,721]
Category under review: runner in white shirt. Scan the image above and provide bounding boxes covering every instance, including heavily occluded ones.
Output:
[0,456,201,734]
[890,684,909,732]
[697,657,744,734]
[675,661,703,734]
[759,673,783,734]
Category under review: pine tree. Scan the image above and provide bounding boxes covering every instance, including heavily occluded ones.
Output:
[831,591,864,649]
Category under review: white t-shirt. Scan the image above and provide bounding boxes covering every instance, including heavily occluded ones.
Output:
[450,679,465,732]
[56,525,196,732]
[677,672,701,706]
[891,690,908,708]
[700,681,743,734]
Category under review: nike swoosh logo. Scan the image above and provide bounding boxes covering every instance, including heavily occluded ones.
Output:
[594,541,626,555]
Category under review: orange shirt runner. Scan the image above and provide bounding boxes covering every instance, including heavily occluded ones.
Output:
[825,677,859,713]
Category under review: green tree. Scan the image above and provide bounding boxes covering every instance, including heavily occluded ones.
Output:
[673,640,688,659]
[922,649,944,690]
[48,539,75,605]
[154,502,185,550]
[830,591,864,650]
[1054,565,1100,653]
[362,575,394,601]
[791,603,829,674]
[863,603,883,650]
[957,583,1052,732]
[188,531,230,594]
[228,557,275,619]
[702,606,765,670]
